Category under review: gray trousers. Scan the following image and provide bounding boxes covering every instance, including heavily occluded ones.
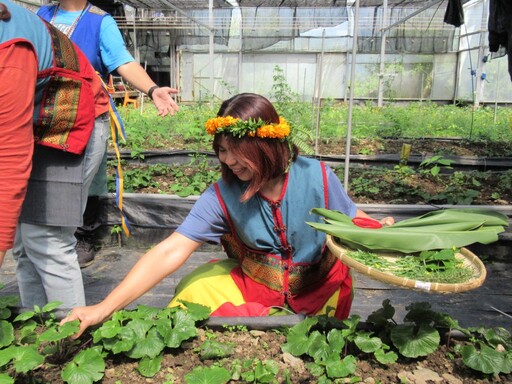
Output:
[13,113,109,309]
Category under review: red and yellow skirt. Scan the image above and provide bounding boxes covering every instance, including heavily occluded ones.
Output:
[168,259,353,318]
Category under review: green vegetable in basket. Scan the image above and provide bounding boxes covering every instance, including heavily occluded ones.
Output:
[308,208,509,253]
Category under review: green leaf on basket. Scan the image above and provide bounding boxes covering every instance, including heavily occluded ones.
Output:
[308,208,508,253]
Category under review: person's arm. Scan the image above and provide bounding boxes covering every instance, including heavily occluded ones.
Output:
[0,42,37,265]
[61,232,202,338]
[115,61,179,117]
[98,16,179,117]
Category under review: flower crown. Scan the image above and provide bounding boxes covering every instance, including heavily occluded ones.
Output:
[205,116,291,140]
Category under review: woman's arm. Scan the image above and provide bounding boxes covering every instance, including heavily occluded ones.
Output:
[61,232,202,338]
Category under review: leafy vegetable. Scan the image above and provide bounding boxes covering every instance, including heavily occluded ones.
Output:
[308,208,508,253]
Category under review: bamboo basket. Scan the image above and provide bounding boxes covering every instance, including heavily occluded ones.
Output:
[326,235,487,293]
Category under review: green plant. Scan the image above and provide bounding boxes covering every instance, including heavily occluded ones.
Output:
[0,300,81,382]
[419,155,454,177]
[111,225,123,247]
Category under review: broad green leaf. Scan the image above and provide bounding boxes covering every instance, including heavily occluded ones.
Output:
[100,327,135,354]
[310,208,508,253]
[166,310,198,348]
[0,321,14,348]
[0,346,15,367]
[93,318,121,341]
[460,344,505,375]
[0,309,11,321]
[39,320,80,342]
[0,373,13,384]
[254,360,279,383]
[184,365,231,384]
[11,345,45,373]
[0,296,17,310]
[18,320,38,345]
[42,301,64,313]
[126,327,165,359]
[13,311,35,322]
[307,331,331,362]
[179,300,212,321]
[325,355,357,378]
[391,209,509,228]
[367,299,395,327]
[310,208,353,224]
[200,340,235,359]
[326,329,345,354]
[374,348,398,364]
[131,305,162,320]
[281,317,319,356]
[137,354,163,377]
[481,327,512,350]
[354,333,382,353]
[305,361,325,377]
[61,347,105,384]
[390,323,440,358]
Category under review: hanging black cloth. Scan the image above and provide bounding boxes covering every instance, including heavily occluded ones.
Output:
[488,0,512,81]
[444,0,464,28]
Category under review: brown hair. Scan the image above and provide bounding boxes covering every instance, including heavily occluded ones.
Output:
[0,3,11,20]
[212,93,298,202]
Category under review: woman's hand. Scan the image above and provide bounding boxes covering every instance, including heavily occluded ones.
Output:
[379,216,395,226]
[60,304,110,339]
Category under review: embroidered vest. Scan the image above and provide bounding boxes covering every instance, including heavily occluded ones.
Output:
[215,157,339,295]
[34,22,96,154]
[0,1,96,155]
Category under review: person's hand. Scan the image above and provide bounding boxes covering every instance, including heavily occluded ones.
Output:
[0,250,5,267]
[151,87,179,117]
[380,216,395,226]
[60,304,110,339]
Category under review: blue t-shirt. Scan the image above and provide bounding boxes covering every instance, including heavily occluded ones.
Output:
[42,7,133,73]
[176,163,356,244]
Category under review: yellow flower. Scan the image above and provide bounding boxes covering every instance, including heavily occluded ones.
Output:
[205,116,240,135]
[205,116,291,140]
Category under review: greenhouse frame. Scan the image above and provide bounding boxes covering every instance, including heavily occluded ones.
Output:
[32,0,509,106]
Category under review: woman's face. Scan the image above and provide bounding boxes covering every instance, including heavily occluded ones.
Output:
[217,136,253,181]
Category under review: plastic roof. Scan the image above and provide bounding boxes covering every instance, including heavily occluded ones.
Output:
[120,0,472,11]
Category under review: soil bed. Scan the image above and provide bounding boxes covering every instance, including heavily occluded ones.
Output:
[27,328,512,384]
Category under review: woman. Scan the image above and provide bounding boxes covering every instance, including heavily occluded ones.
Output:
[63,93,393,338]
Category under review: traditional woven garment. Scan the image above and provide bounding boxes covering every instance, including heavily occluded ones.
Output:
[215,157,352,318]
[34,21,95,155]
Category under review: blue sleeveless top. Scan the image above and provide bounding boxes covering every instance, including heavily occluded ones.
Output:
[38,3,108,79]
[215,156,329,263]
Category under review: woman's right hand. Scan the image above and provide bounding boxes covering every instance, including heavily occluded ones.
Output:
[60,304,110,339]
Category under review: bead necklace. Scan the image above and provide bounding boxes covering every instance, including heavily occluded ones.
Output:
[50,2,90,37]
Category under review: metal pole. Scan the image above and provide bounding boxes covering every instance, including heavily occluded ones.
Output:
[494,60,500,124]
[344,0,360,191]
[474,0,489,108]
[314,29,326,155]
[377,0,388,107]
[209,0,214,106]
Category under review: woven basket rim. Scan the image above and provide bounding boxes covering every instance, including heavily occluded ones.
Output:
[326,235,487,293]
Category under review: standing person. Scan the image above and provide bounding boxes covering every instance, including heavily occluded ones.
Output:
[0,2,35,268]
[62,93,394,338]
[37,0,180,267]
[1,0,111,308]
